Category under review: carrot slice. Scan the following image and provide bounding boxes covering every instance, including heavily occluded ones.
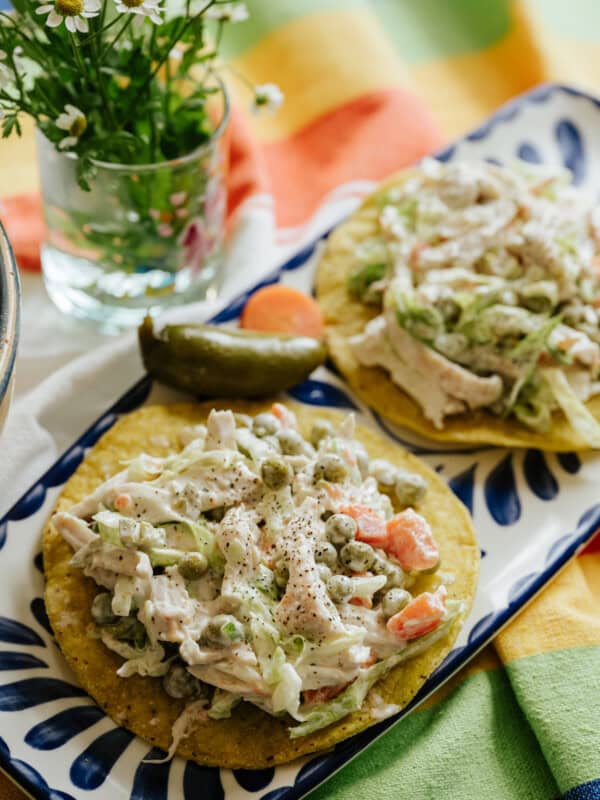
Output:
[240,284,324,338]
[271,402,297,428]
[340,504,389,548]
[303,684,348,705]
[386,586,447,640]
[385,509,439,572]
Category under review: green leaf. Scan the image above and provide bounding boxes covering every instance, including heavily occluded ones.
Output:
[348,262,387,303]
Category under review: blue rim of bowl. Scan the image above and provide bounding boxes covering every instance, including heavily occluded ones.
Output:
[0,220,21,407]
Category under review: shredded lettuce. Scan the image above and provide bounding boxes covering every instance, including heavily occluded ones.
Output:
[207,689,241,720]
[511,375,554,432]
[288,602,463,738]
[348,262,387,304]
[395,292,444,344]
[93,511,167,550]
[453,291,499,344]
[504,315,563,417]
[148,546,186,567]
[99,631,169,678]
[271,662,302,716]
[543,368,600,446]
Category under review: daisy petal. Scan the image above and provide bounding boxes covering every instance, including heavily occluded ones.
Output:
[65,15,76,32]
[75,16,89,32]
[35,5,53,14]
[46,9,64,26]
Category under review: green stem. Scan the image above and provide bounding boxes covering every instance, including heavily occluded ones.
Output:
[79,15,121,48]
[215,19,224,51]
[69,32,86,72]
[100,15,132,61]
[121,0,218,125]
[99,0,108,31]
[164,53,171,133]
[149,108,157,162]
[223,60,256,93]
[89,33,117,130]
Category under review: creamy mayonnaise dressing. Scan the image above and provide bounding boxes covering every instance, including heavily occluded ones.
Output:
[53,405,462,740]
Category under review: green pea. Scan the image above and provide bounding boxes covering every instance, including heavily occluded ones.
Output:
[438,297,461,323]
[314,453,348,483]
[91,592,118,625]
[204,506,226,522]
[253,413,280,438]
[205,614,245,646]
[340,541,375,572]
[326,513,357,546]
[382,588,412,618]
[394,472,428,506]
[370,554,389,576]
[273,559,289,589]
[327,574,353,603]
[277,429,306,455]
[178,552,208,581]
[310,420,334,447]
[316,563,332,583]
[261,456,293,489]
[314,541,338,569]
[385,564,406,589]
[372,555,406,589]
[111,617,147,648]
[162,663,202,699]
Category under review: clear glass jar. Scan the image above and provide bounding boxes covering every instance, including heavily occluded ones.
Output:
[37,84,229,328]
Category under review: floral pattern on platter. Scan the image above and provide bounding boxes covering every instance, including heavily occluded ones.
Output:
[1,84,600,800]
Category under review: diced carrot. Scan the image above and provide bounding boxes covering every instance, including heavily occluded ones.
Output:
[303,684,348,705]
[385,509,439,572]
[343,446,357,466]
[339,504,389,548]
[386,586,447,640]
[409,242,425,268]
[323,483,344,501]
[240,284,324,339]
[538,352,557,367]
[362,649,378,667]
[556,337,578,350]
[114,494,133,512]
[350,572,375,607]
[350,596,373,609]
[271,402,297,428]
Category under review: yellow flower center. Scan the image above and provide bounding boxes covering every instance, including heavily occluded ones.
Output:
[55,0,84,16]
[70,115,87,137]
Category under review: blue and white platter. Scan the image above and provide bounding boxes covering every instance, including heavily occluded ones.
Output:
[1,83,600,800]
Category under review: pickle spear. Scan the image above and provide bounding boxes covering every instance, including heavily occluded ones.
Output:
[139,316,326,398]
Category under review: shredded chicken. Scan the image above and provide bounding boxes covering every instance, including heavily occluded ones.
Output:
[352,315,502,428]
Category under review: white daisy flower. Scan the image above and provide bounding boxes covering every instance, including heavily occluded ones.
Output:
[56,104,87,150]
[204,2,249,23]
[114,0,163,25]
[252,83,284,115]
[36,0,101,33]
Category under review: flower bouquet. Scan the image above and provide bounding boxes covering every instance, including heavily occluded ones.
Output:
[0,0,282,323]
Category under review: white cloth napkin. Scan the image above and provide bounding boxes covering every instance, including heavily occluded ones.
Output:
[1,187,370,517]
